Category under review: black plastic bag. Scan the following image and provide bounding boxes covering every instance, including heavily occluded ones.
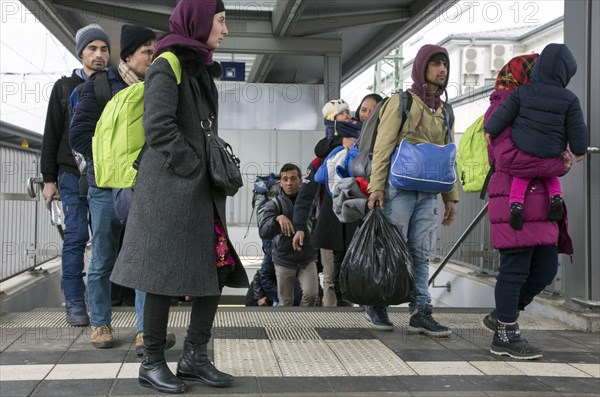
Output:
[339,207,414,306]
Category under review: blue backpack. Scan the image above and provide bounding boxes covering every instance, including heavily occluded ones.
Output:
[244,174,281,238]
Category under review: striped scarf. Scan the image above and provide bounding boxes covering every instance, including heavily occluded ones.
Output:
[118,60,142,86]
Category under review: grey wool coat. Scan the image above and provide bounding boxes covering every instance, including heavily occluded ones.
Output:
[110,56,249,297]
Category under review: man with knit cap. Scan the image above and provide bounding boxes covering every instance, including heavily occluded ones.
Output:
[40,23,110,327]
[69,24,158,349]
[366,45,458,336]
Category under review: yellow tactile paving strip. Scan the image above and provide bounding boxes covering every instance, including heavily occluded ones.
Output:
[0,310,570,330]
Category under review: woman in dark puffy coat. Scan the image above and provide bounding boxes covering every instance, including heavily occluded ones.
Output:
[483,53,573,360]
[485,44,588,230]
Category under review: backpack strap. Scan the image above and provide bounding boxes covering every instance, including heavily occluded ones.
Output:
[93,72,112,109]
[479,161,495,200]
[133,52,183,173]
[59,76,72,111]
[154,52,182,84]
[273,196,282,216]
[395,90,412,137]
[444,101,455,130]
[398,90,412,124]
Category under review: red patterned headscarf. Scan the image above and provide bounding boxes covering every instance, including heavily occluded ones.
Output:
[495,54,539,90]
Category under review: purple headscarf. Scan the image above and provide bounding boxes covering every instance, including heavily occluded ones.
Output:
[153,0,221,65]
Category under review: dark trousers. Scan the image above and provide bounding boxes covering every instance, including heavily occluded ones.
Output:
[143,266,232,360]
[333,250,345,301]
[495,245,558,323]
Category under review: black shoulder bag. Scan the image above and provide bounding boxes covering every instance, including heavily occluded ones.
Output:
[192,73,243,196]
[200,118,243,196]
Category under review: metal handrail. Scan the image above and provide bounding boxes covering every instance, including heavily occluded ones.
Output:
[429,203,489,286]
[27,176,44,198]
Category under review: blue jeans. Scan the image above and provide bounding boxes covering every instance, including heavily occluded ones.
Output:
[135,290,145,333]
[382,186,438,312]
[87,186,124,326]
[57,172,89,301]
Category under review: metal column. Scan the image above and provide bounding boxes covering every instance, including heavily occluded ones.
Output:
[324,54,341,101]
[563,0,600,307]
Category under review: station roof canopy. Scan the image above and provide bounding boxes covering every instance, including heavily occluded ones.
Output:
[21,0,458,85]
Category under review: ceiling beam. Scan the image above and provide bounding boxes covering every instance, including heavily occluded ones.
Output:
[246,54,274,83]
[51,0,271,30]
[271,0,307,36]
[53,0,174,16]
[219,36,341,56]
[247,0,308,84]
[290,9,411,36]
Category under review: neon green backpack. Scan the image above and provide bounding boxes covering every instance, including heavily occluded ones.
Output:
[92,52,182,188]
[456,115,490,192]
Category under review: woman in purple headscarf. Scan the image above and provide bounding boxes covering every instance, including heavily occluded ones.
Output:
[111,0,249,393]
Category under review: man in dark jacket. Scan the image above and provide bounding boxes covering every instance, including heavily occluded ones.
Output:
[41,24,111,326]
[69,24,156,349]
[259,163,318,306]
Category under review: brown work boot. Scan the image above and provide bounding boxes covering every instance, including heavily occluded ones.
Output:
[91,325,114,348]
[135,331,145,356]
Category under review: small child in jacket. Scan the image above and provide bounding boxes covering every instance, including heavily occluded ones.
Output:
[484,43,588,230]
[322,99,362,142]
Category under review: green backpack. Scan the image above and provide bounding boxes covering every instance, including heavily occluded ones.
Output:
[92,52,182,188]
[456,115,490,192]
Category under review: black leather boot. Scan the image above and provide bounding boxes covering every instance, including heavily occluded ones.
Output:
[176,341,234,387]
[139,356,186,394]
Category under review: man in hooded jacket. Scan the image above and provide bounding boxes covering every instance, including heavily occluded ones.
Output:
[366,45,458,336]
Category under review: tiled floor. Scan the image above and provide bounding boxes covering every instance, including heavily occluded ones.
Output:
[1,307,599,396]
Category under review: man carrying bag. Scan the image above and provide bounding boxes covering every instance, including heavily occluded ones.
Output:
[366,44,459,336]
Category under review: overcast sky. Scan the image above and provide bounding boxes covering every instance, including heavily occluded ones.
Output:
[1,0,564,134]
[1,0,80,133]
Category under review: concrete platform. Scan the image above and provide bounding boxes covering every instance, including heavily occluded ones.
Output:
[1,307,599,396]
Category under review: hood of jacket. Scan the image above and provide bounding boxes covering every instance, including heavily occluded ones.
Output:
[530,43,577,88]
[410,44,449,110]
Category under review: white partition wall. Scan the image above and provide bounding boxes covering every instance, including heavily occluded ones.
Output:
[220,128,325,227]
[216,83,326,223]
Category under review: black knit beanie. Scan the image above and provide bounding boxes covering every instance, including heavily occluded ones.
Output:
[120,24,156,60]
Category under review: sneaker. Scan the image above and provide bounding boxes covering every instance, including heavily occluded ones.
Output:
[135,332,177,356]
[65,300,89,327]
[490,322,543,360]
[509,202,523,230]
[547,195,564,222]
[365,306,394,331]
[91,325,114,349]
[408,306,452,337]
[482,310,498,333]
